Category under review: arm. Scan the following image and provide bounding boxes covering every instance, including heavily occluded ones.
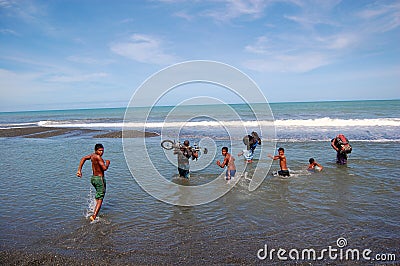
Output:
[315,162,323,170]
[331,139,339,151]
[250,142,258,152]
[95,155,110,171]
[77,154,91,177]
[216,156,229,168]
[192,150,198,160]
[268,154,280,160]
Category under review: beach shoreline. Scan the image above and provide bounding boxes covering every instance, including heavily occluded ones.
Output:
[0,127,159,138]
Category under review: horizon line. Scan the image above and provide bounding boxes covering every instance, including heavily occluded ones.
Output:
[1,98,399,114]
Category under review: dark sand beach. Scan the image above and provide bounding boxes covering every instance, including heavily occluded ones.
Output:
[0,127,159,139]
[94,130,159,138]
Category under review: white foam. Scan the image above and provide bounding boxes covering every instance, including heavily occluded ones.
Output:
[84,189,96,219]
[0,122,40,129]
[36,117,400,129]
[272,138,400,143]
[275,117,400,127]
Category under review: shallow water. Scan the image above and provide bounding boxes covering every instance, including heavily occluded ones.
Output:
[1,100,399,264]
[0,135,399,264]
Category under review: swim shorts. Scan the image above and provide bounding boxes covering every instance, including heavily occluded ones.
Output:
[278,170,290,177]
[242,150,254,161]
[178,167,190,179]
[91,175,106,199]
[225,170,236,180]
[336,152,347,165]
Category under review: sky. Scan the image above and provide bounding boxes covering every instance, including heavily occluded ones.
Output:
[0,0,399,112]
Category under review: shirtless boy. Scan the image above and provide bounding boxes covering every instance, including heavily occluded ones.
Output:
[308,158,323,172]
[268,147,290,177]
[216,147,236,180]
[77,143,110,221]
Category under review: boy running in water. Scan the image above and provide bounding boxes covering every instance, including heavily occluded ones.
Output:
[77,143,110,221]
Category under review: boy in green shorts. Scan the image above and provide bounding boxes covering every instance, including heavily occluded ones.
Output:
[77,143,110,221]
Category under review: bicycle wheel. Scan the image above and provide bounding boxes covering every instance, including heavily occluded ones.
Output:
[161,139,174,150]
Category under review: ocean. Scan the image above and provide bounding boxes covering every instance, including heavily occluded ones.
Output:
[0,100,399,265]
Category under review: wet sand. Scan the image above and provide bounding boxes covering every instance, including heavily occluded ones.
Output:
[94,130,159,138]
[0,127,159,138]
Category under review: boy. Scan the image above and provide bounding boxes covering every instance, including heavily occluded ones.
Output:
[268,147,290,177]
[216,147,236,180]
[308,158,323,172]
[77,143,110,221]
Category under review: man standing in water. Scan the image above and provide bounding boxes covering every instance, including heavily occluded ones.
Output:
[331,134,352,165]
[77,143,110,221]
[238,131,261,163]
[174,140,198,179]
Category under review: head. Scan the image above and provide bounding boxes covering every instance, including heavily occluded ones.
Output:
[309,158,315,164]
[183,140,190,147]
[221,147,228,156]
[95,143,104,155]
[278,147,284,155]
[251,131,260,142]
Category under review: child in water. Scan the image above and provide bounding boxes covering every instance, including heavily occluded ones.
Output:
[308,158,323,172]
[268,147,290,177]
[216,147,236,180]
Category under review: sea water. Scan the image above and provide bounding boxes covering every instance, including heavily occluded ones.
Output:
[0,100,399,264]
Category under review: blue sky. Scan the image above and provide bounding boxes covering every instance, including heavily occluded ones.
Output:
[0,0,399,111]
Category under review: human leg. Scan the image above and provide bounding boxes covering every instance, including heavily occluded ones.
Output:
[90,199,103,221]
[90,176,106,220]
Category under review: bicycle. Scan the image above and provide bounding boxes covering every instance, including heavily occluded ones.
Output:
[161,139,208,156]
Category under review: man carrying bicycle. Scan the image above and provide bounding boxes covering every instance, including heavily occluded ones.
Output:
[173,140,198,178]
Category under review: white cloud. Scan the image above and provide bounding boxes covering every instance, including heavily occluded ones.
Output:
[1,0,46,24]
[316,34,359,50]
[119,18,134,24]
[274,0,341,29]
[204,0,269,21]
[0,0,13,8]
[67,55,114,65]
[173,11,194,21]
[110,34,179,65]
[0,28,19,36]
[357,2,400,33]
[242,1,377,73]
[244,30,360,73]
[244,36,271,54]
[244,52,331,73]
[357,2,399,19]
[244,33,361,73]
[46,72,109,83]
